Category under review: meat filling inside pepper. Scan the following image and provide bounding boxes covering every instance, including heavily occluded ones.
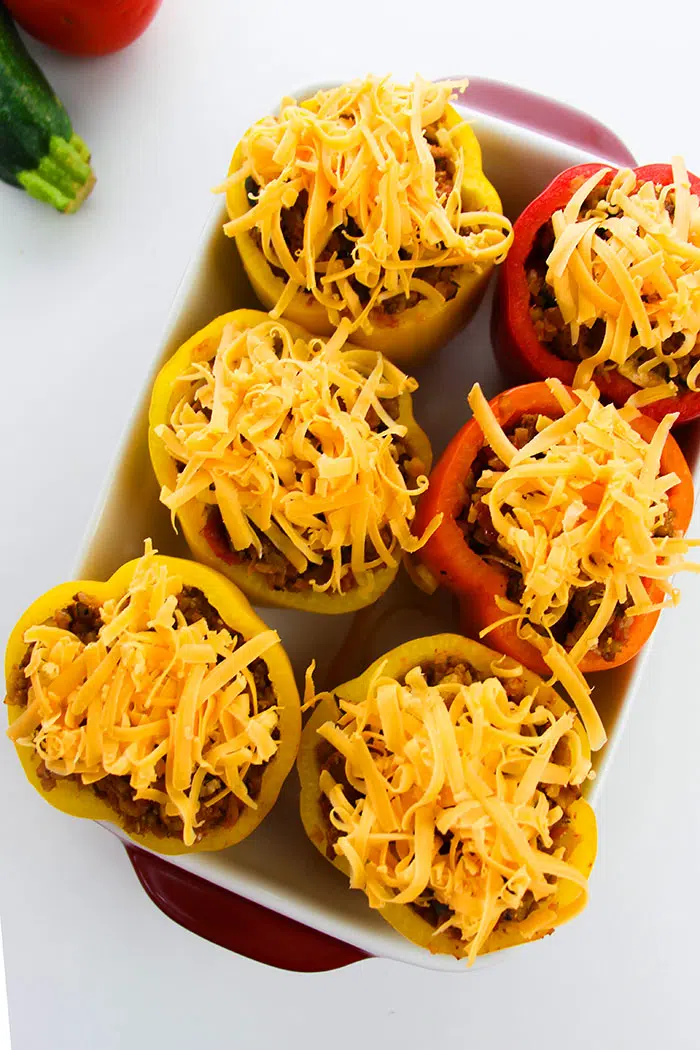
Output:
[314,655,583,954]
[222,77,513,337]
[244,125,462,324]
[8,586,278,841]
[201,397,421,592]
[456,413,677,661]
[156,318,437,599]
[527,173,700,395]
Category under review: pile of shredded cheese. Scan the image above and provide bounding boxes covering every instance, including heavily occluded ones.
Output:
[468,379,700,750]
[156,319,440,592]
[219,75,513,331]
[544,157,700,403]
[7,542,281,846]
[319,661,591,965]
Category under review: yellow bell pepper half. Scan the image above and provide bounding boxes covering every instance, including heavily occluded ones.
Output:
[298,633,597,960]
[148,309,433,615]
[5,553,301,856]
[226,105,505,370]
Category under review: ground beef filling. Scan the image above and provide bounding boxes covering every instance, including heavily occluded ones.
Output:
[526,191,700,387]
[245,128,462,321]
[7,593,103,709]
[456,417,675,661]
[201,396,424,593]
[316,657,579,939]
[9,587,277,841]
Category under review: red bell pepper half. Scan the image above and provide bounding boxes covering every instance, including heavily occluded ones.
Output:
[413,382,696,676]
[492,164,700,425]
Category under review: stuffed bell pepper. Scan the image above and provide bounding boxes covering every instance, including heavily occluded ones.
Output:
[299,633,597,965]
[219,75,513,369]
[414,380,698,750]
[149,310,439,614]
[495,158,700,422]
[5,542,301,855]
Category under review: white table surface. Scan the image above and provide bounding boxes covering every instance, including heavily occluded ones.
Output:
[2,1,699,1047]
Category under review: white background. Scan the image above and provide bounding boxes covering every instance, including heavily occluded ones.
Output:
[2,1,700,1047]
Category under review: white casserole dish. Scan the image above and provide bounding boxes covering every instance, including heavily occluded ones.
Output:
[72,85,687,972]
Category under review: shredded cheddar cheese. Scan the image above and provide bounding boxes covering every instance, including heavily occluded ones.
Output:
[219,75,513,331]
[7,542,281,846]
[545,158,700,401]
[156,318,440,593]
[467,379,700,750]
[318,661,591,966]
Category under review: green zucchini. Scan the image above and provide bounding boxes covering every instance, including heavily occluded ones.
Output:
[0,3,95,213]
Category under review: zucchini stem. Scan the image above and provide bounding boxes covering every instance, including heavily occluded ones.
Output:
[17,135,96,213]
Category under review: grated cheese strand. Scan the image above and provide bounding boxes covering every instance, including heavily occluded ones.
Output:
[7,541,281,846]
[318,664,592,965]
[469,382,700,749]
[545,158,700,399]
[220,76,513,332]
[156,319,440,593]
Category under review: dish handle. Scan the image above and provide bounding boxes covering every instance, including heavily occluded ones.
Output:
[446,76,637,168]
[125,844,370,972]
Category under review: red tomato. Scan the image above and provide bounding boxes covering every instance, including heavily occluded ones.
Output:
[5,0,163,56]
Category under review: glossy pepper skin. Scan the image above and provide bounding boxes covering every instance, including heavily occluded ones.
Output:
[226,104,504,371]
[493,163,700,424]
[413,383,695,677]
[298,633,597,960]
[5,554,301,856]
[149,309,433,615]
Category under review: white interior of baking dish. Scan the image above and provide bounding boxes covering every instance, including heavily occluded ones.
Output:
[74,102,698,972]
